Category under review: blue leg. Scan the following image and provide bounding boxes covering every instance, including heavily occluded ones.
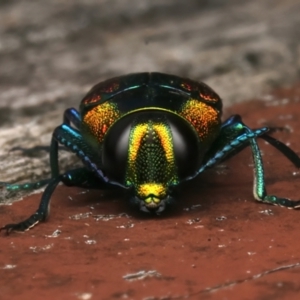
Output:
[1,176,62,233]
[202,115,300,169]
[0,107,126,233]
[0,167,108,233]
[0,179,52,192]
[50,108,81,177]
[51,123,126,189]
[0,166,118,233]
[61,167,113,189]
[248,135,300,208]
[63,107,81,128]
[192,116,300,208]
[0,108,83,192]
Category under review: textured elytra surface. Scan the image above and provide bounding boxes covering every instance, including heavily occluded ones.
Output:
[1,0,300,203]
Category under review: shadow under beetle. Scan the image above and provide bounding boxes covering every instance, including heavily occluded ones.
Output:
[1,72,300,234]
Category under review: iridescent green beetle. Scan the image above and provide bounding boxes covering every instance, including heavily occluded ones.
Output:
[1,72,300,233]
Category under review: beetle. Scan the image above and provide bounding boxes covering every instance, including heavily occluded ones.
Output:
[1,72,300,234]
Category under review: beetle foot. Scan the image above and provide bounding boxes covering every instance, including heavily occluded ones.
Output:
[1,213,42,234]
[0,224,26,234]
[1,220,40,234]
[262,195,300,209]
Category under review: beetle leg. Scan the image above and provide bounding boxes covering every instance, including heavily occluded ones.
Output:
[196,117,300,208]
[197,127,268,173]
[0,179,52,192]
[50,133,60,177]
[200,115,257,165]
[200,116,300,171]
[0,175,62,233]
[217,115,300,167]
[50,108,81,177]
[61,167,116,189]
[52,124,126,189]
[63,107,81,128]
[0,167,118,234]
[248,134,300,208]
[0,108,82,190]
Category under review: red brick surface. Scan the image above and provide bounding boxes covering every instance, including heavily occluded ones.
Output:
[1,84,300,300]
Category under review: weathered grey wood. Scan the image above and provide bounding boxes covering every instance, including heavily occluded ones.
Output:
[1,0,300,203]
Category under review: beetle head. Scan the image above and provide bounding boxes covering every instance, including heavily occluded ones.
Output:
[130,183,174,213]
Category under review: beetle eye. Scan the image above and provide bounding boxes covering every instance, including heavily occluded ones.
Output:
[101,116,132,182]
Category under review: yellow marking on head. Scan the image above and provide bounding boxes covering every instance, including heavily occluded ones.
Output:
[82,102,120,143]
[179,99,221,143]
[138,183,167,200]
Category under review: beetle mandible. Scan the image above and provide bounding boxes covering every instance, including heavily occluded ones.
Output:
[1,72,300,233]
